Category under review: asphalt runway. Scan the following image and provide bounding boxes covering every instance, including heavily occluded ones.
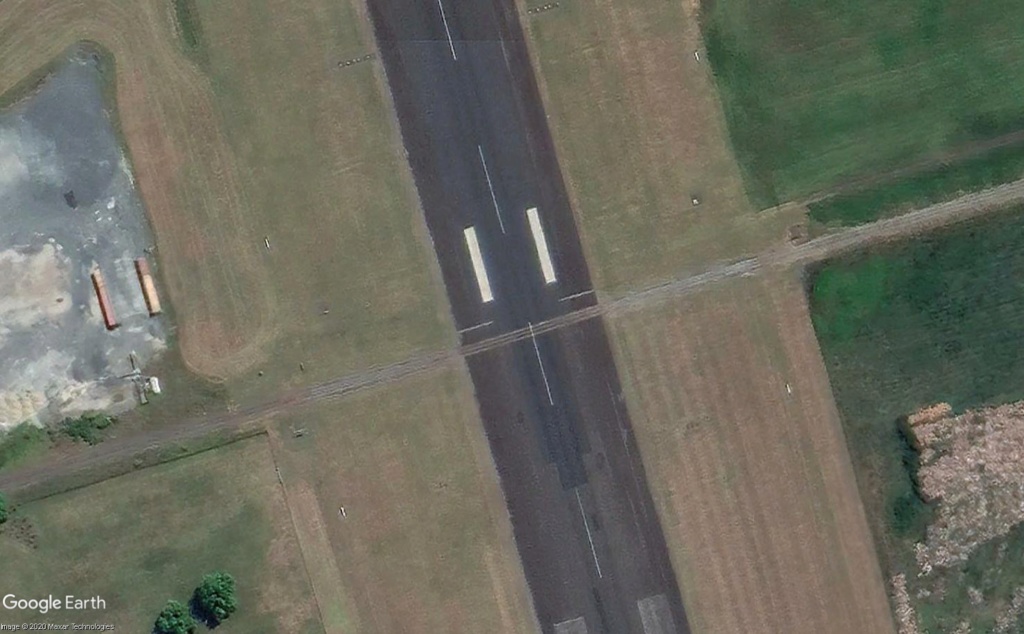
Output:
[367,0,690,631]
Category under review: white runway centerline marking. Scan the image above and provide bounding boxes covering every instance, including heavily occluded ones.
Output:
[436,0,457,61]
[576,488,603,579]
[526,207,556,283]
[477,146,506,234]
[464,226,494,303]
[528,322,555,405]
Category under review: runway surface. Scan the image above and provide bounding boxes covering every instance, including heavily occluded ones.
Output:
[367,0,690,630]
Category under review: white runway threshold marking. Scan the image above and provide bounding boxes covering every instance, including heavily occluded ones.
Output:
[526,207,557,284]
[478,146,506,234]
[464,226,494,303]
[576,488,603,579]
[528,322,555,405]
[436,0,457,60]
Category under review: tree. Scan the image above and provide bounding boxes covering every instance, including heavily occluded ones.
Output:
[0,492,8,524]
[154,600,195,634]
[193,572,237,624]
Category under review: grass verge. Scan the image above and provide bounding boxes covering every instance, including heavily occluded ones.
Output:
[192,0,451,400]
[271,365,536,634]
[609,275,894,634]
[523,0,779,294]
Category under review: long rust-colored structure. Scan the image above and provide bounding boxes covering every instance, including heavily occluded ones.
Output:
[91,270,119,330]
[134,257,162,316]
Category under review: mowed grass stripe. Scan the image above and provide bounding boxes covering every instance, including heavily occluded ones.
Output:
[280,480,359,633]
[619,306,755,633]
[770,280,892,633]
[670,298,785,634]
[688,293,804,632]
[728,286,841,631]
[610,277,896,634]
[616,318,724,634]
[193,0,450,400]
[524,0,758,293]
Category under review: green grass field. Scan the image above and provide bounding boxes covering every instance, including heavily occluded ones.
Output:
[809,205,1024,629]
[703,0,1024,208]
[809,140,1024,228]
[0,438,321,633]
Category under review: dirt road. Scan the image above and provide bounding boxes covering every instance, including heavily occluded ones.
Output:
[4,177,1023,498]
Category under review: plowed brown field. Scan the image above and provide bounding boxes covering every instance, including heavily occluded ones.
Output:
[610,274,896,634]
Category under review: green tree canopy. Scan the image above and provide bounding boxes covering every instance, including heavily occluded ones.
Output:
[0,492,8,524]
[154,600,195,634]
[193,572,237,623]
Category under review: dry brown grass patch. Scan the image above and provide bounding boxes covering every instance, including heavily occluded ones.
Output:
[271,365,537,634]
[522,0,787,293]
[610,274,895,634]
